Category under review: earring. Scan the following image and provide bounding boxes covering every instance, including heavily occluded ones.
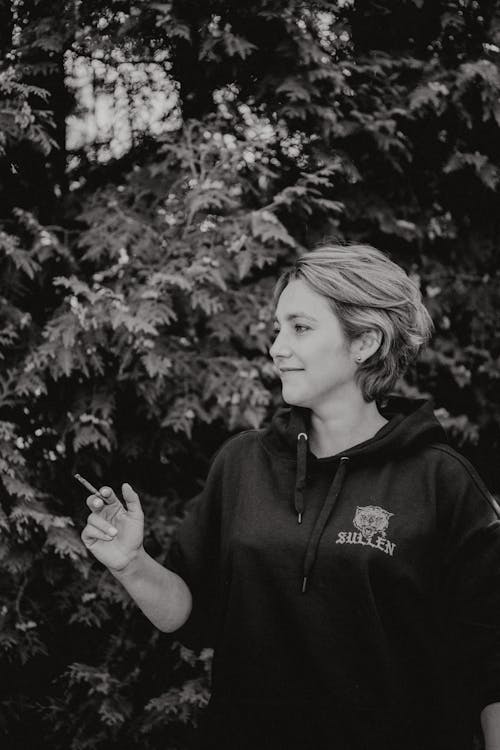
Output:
[355,356,363,363]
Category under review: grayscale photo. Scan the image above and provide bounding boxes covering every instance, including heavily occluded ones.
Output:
[1,1,500,749]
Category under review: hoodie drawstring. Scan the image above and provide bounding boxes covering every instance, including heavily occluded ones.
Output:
[294,432,308,524]
[301,456,350,594]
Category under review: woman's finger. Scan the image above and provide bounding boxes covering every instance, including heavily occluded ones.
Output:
[81,526,115,546]
[87,513,118,537]
[122,483,143,517]
[86,494,103,512]
[99,486,121,505]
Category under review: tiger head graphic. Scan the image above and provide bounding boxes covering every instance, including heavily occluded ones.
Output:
[353,505,393,541]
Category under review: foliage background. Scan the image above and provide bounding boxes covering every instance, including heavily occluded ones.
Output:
[1,0,500,747]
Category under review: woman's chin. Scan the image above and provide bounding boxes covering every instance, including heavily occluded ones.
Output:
[281,387,309,408]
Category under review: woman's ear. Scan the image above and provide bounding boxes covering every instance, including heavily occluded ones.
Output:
[354,329,383,362]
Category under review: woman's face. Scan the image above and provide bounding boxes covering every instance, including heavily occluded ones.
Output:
[270,279,359,410]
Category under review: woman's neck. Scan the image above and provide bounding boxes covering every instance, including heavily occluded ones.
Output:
[308,398,388,458]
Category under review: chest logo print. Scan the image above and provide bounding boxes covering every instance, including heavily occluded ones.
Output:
[336,505,396,556]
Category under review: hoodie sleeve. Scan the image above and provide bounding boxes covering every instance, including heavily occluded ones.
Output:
[165,445,227,651]
[436,446,500,712]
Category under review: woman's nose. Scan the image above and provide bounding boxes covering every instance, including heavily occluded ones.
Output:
[269,329,290,359]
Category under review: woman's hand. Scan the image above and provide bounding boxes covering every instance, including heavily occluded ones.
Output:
[81,483,144,573]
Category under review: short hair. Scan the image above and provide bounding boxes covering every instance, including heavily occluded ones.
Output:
[272,244,434,403]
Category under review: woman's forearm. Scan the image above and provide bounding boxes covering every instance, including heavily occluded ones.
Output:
[481,702,500,750]
[111,547,192,632]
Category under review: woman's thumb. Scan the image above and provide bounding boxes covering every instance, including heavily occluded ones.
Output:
[122,483,143,515]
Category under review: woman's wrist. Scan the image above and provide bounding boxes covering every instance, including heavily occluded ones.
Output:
[109,545,147,579]
[481,701,500,750]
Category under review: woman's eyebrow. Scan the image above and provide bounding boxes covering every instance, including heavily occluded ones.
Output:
[273,312,317,323]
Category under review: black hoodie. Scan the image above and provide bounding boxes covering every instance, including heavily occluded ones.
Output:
[167,397,500,750]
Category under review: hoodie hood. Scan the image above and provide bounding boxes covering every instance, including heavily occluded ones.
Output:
[261,396,448,592]
[262,396,448,463]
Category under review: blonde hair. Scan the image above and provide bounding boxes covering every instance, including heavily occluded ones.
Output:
[273,244,434,403]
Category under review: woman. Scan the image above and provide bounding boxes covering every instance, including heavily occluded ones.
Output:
[81,244,500,750]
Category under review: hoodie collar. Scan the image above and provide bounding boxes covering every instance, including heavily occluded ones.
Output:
[261,396,448,464]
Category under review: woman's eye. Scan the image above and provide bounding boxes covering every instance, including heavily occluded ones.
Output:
[271,324,308,335]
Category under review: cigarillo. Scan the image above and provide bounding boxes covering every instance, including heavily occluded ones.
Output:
[74,473,104,498]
